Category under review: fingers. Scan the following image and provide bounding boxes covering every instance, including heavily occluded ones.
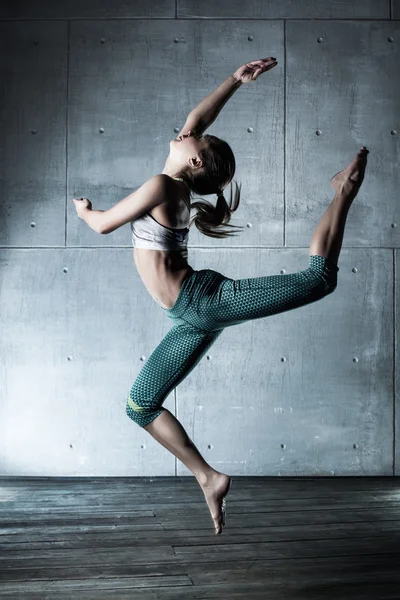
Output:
[252,57,278,78]
[249,57,276,69]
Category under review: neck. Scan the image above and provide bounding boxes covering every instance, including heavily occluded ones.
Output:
[162,169,183,178]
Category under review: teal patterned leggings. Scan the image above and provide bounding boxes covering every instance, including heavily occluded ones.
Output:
[126,254,338,427]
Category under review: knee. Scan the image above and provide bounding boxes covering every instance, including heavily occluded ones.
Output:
[308,255,338,298]
[324,277,337,296]
[317,271,337,297]
[125,395,164,428]
[310,272,337,300]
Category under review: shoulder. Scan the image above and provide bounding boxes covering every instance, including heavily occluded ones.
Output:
[147,173,170,188]
[147,173,176,195]
[143,174,191,209]
[133,174,172,206]
[149,173,185,203]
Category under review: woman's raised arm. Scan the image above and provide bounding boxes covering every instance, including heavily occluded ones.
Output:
[180,57,277,135]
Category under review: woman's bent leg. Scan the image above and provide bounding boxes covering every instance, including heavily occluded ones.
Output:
[126,324,230,533]
[126,323,221,430]
[143,406,231,535]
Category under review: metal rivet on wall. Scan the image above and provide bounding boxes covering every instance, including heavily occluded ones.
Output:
[206,355,212,360]
[99,128,105,134]
[353,443,359,449]
[316,130,322,136]
[141,444,146,449]
[280,357,287,362]
[31,129,37,135]
[391,223,397,228]
[30,222,36,228]
[100,38,106,44]
[317,37,324,43]
[390,130,397,135]
[352,357,359,363]
[63,267,68,273]
[280,269,286,274]
[174,127,180,133]
[388,36,394,42]
[352,267,358,273]
[246,222,252,228]
[140,355,146,361]
[247,127,253,133]
[248,36,254,41]
[69,444,73,449]
[67,356,72,361]
[281,443,286,449]
[208,444,213,449]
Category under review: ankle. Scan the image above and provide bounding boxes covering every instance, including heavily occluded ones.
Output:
[196,467,218,487]
[334,183,359,202]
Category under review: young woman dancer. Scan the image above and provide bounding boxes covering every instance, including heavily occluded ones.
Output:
[73,57,369,534]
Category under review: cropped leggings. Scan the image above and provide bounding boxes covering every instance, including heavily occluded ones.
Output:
[126,254,339,427]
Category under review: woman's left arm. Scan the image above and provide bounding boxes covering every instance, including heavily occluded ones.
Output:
[72,174,170,234]
[76,206,105,233]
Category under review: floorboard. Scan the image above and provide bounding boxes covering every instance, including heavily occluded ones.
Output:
[1,477,399,599]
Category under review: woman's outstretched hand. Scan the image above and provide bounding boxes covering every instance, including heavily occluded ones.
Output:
[72,197,92,218]
[232,57,278,84]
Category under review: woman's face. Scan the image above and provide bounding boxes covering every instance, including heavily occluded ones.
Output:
[169,131,208,169]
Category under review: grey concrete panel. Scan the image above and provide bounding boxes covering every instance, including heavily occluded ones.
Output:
[177,248,393,476]
[180,0,390,19]
[67,20,284,248]
[0,249,176,476]
[285,20,400,248]
[394,0,400,18]
[0,0,173,19]
[0,23,67,247]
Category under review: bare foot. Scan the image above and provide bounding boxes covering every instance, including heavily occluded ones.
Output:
[199,472,232,535]
[330,146,369,199]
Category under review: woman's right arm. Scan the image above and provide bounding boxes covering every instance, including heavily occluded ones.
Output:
[181,58,277,135]
[183,75,242,136]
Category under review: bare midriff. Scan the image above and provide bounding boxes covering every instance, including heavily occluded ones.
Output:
[132,176,195,309]
[133,247,194,310]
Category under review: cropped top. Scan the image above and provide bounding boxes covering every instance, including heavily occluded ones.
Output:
[130,176,189,259]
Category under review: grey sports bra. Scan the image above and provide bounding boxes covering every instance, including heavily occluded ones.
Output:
[130,176,190,257]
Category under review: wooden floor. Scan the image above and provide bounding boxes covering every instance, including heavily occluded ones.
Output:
[0,477,399,599]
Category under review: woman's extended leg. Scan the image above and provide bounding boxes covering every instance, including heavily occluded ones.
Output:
[309,146,369,265]
[183,147,369,333]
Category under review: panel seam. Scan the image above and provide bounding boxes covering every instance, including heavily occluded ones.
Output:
[65,20,70,248]
[393,248,396,475]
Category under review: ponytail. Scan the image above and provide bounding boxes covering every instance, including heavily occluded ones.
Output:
[189,180,244,239]
[179,133,243,238]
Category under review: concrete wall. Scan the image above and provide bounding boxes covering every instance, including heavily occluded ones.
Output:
[0,0,398,476]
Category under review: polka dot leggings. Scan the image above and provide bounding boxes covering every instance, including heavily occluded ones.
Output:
[126,254,339,427]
